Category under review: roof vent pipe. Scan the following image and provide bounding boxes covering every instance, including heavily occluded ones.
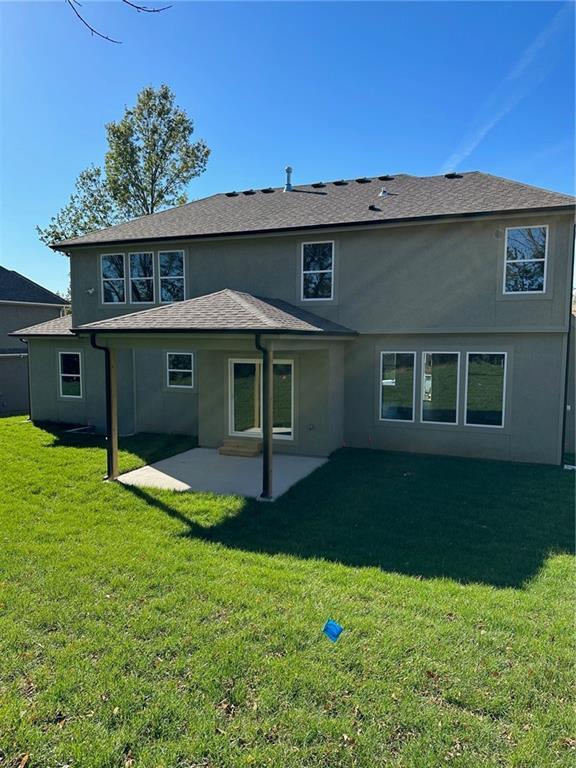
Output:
[284,165,293,192]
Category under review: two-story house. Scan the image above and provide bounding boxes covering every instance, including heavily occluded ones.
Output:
[0,266,68,415]
[12,171,575,488]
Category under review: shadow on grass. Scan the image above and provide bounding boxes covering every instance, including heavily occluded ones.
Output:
[38,421,197,468]
[124,448,575,589]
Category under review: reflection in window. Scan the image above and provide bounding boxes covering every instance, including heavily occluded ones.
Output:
[101,254,125,303]
[380,352,415,421]
[167,353,193,388]
[466,353,506,426]
[160,251,185,302]
[59,352,82,398]
[230,360,293,439]
[422,353,459,424]
[130,252,154,303]
[302,242,333,299]
[504,227,547,293]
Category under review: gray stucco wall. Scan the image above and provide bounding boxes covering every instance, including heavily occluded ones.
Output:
[70,212,573,335]
[344,332,566,464]
[0,355,29,414]
[27,330,565,464]
[196,344,344,457]
[28,337,200,437]
[0,304,64,349]
[0,303,64,414]
[564,316,575,455]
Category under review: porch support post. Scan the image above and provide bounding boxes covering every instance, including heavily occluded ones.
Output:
[107,347,119,480]
[90,334,119,481]
[255,333,273,500]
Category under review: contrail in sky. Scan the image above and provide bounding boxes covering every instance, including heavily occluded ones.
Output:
[441,3,572,173]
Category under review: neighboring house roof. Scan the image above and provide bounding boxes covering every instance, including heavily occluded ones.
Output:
[53,172,575,249]
[73,289,356,336]
[11,314,74,337]
[0,266,68,305]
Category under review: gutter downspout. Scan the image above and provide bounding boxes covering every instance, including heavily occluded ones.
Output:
[255,333,273,499]
[90,332,118,480]
[560,222,576,465]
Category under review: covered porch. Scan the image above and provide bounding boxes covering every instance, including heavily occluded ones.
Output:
[73,289,356,499]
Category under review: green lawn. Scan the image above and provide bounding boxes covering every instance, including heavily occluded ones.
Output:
[0,417,574,767]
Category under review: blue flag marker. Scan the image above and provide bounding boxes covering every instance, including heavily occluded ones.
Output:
[323,619,344,642]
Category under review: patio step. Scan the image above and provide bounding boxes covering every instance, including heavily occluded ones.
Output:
[218,439,262,458]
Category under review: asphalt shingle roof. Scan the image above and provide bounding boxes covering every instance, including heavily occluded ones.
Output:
[74,290,356,335]
[0,266,68,305]
[11,314,73,337]
[54,172,575,249]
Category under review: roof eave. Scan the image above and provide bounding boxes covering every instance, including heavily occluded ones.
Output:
[73,327,357,337]
[51,204,576,251]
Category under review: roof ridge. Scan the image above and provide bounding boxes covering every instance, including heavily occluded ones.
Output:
[477,171,575,201]
[0,266,68,304]
[224,289,276,327]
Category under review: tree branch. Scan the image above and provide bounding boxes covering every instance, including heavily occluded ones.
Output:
[66,0,122,43]
[121,0,172,12]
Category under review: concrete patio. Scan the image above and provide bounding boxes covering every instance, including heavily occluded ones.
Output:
[117,447,327,499]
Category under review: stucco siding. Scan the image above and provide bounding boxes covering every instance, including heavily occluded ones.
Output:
[197,345,343,457]
[133,348,198,435]
[70,212,573,334]
[564,317,575,455]
[0,304,63,350]
[0,355,29,414]
[343,333,565,464]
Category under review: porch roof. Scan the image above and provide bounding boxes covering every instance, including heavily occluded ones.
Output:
[73,289,357,336]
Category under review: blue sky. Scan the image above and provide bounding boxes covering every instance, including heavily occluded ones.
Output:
[0,1,574,294]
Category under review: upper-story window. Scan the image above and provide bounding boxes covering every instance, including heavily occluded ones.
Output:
[504,226,548,294]
[130,252,155,303]
[301,241,334,300]
[159,251,185,303]
[101,254,126,303]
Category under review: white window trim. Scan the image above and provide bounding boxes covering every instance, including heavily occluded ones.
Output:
[378,351,416,423]
[100,253,126,305]
[228,358,294,441]
[159,250,186,304]
[129,251,155,305]
[301,241,335,302]
[58,351,83,399]
[166,351,194,389]
[420,351,460,426]
[464,352,507,429]
[502,225,548,295]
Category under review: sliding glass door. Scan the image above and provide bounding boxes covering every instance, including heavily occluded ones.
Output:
[229,359,293,440]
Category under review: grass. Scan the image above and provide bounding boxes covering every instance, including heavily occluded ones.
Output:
[0,416,574,767]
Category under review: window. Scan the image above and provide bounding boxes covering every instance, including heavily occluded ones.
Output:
[301,242,334,300]
[101,254,126,303]
[504,226,547,293]
[130,252,155,303]
[159,251,185,303]
[229,359,293,439]
[465,353,506,427]
[166,353,194,388]
[59,352,82,398]
[421,352,459,424]
[380,352,415,421]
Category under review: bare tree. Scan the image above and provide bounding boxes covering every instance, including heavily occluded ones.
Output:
[65,0,171,44]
